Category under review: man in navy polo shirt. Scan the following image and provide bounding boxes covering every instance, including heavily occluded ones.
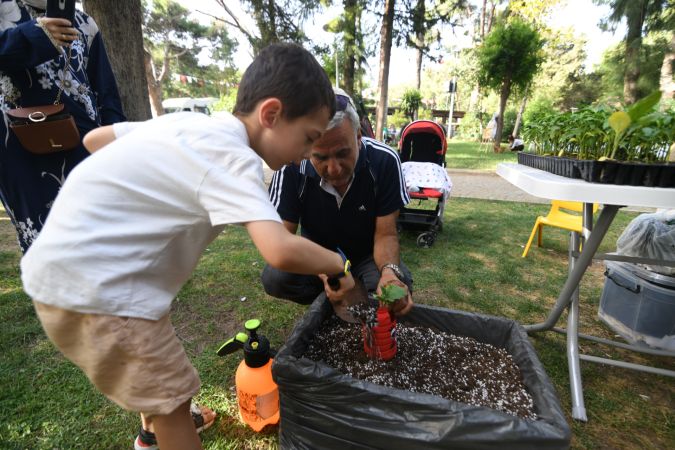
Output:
[262,89,414,315]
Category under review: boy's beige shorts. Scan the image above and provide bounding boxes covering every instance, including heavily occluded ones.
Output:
[33,301,200,417]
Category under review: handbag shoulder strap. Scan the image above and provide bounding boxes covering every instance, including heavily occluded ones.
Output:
[53,45,72,105]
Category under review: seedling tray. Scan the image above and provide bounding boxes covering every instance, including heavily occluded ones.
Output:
[517,152,674,188]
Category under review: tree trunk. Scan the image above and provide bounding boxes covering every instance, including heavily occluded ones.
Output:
[512,95,527,138]
[343,0,357,96]
[494,78,511,153]
[355,6,363,94]
[480,0,486,39]
[251,0,279,50]
[375,0,395,141]
[413,0,425,92]
[414,48,423,92]
[82,0,151,121]
[144,51,164,117]
[623,1,646,104]
[659,32,675,100]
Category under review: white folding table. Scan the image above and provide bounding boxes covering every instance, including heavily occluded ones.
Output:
[497,162,675,421]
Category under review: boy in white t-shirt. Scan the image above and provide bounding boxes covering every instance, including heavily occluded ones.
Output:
[20,43,355,450]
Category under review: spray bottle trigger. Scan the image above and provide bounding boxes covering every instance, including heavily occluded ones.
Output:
[216,332,248,356]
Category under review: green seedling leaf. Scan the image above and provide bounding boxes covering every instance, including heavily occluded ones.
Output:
[609,111,631,135]
[627,91,661,121]
[641,127,655,137]
[375,284,407,304]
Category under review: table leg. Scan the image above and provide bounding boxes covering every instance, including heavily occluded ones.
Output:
[567,231,587,421]
[525,205,620,333]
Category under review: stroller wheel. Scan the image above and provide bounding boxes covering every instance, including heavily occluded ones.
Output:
[417,232,436,248]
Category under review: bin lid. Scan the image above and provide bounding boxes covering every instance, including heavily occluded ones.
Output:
[606,261,675,289]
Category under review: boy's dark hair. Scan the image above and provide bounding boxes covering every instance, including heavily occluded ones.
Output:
[233,43,336,120]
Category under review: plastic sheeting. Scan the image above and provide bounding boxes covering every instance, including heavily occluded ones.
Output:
[272,295,570,450]
[617,210,675,276]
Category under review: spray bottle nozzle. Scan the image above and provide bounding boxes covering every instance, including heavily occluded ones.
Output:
[245,319,260,340]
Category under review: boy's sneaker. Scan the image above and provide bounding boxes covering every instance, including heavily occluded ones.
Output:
[134,427,158,450]
[132,403,216,449]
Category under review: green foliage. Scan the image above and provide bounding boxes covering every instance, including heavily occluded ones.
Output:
[476,18,545,94]
[211,89,239,113]
[522,96,556,128]
[235,0,323,53]
[375,284,407,304]
[501,108,517,141]
[455,112,482,140]
[400,88,423,121]
[143,0,238,100]
[557,72,603,110]
[388,109,411,130]
[593,33,672,103]
[522,92,674,162]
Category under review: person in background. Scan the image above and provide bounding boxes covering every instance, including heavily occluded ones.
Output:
[0,0,125,252]
[263,88,413,317]
[508,134,525,151]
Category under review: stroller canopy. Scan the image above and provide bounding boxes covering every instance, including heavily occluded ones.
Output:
[398,120,447,166]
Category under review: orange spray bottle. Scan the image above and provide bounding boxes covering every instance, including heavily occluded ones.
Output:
[217,319,279,431]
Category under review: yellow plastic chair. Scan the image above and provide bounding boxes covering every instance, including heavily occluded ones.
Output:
[522,201,599,258]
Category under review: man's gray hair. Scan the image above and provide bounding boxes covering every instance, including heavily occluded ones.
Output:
[327,87,360,134]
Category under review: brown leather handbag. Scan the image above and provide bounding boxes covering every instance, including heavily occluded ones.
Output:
[6,46,80,155]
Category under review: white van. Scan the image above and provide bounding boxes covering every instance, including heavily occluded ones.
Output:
[162,97,217,115]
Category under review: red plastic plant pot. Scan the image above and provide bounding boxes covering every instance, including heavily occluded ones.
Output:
[362,306,397,360]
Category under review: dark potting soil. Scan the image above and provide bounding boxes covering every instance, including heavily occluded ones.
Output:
[303,314,537,420]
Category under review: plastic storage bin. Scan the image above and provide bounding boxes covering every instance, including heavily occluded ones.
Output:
[598,261,675,351]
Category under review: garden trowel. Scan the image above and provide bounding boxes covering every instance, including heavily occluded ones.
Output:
[328,277,368,324]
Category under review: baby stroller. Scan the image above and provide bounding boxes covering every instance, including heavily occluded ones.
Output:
[397,120,452,248]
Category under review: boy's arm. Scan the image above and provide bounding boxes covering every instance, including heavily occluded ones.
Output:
[282,220,298,234]
[245,220,354,297]
[83,122,141,153]
[82,125,116,153]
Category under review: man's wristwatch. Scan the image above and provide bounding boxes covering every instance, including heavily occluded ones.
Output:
[381,263,404,281]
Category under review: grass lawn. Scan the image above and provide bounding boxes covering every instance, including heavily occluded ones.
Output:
[445,139,518,170]
[1,199,673,449]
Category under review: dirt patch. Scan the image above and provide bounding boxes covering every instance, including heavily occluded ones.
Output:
[467,252,497,271]
[171,298,241,356]
[0,214,20,255]
[304,314,537,419]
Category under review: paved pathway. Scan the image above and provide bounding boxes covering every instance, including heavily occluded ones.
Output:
[446,169,547,203]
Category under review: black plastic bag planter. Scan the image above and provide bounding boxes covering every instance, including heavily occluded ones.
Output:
[272,296,571,450]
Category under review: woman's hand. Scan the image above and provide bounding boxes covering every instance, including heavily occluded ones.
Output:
[37,17,78,47]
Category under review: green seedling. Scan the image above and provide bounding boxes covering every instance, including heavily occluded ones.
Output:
[522,91,673,163]
[374,284,407,305]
